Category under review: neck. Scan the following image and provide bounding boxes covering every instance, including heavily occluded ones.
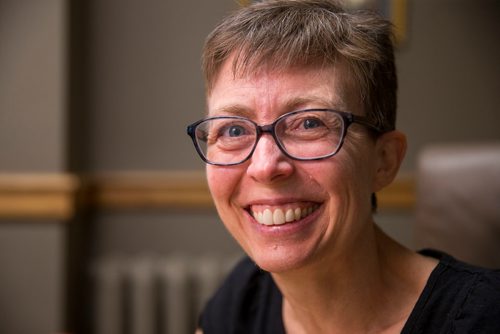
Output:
[272,224,435,334]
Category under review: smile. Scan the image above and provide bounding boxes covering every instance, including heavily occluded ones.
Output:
[250,204,320,226]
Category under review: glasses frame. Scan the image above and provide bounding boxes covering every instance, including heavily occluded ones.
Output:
[186,109,384,166]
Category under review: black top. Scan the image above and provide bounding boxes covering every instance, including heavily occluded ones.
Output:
[199,249,500,333]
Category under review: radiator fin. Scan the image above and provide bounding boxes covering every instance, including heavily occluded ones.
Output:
[91,254,240,334]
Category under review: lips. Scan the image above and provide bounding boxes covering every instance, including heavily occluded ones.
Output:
[250,204,320,226]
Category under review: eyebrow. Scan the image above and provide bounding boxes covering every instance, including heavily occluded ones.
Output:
[209,104,255,118]
[283,96,346,112]
[208,95,347,119]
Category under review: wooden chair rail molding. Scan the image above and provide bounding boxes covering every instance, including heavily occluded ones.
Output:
[86,171,214,210]
[0,173,80,220]
[0,171,415,220]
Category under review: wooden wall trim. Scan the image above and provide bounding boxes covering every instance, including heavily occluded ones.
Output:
[377,173,415,210]
[0,173,80,220]
[0,171,415,219]
[87,171,214,210]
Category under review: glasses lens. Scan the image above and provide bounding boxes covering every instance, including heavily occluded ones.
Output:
[275,110,344,159]
[194,117,257,164]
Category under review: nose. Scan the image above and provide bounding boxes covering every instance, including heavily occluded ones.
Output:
[246,133,294,183]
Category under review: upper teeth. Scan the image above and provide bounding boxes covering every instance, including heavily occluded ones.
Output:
[252,205,319,226]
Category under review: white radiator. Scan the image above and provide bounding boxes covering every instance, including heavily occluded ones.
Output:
[91,254,240,334]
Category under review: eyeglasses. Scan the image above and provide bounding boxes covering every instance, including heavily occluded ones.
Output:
[187,109,383,166]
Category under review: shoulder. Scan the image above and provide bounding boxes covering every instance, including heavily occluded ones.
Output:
[198,256,283,334]
[446,259,500,332]
[423,249,500,300]
[408,250,500,333]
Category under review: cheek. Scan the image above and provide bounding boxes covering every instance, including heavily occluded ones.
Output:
[342,133,377,178]
[206,167,225,201]
[206,166,247,243]
[300,159,351,211]
[311,144,374,204]
[206,166,241,206]
[335,140,378,209]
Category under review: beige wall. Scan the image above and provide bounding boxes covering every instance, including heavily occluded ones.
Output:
[1,0,499,333]
[81,1,238,171]
[0,0,66,171]
[0,0,67,333]
[397,0,500,170]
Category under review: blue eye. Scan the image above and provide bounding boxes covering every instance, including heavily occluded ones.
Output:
[227,125,246,137]
[303,118,323,129]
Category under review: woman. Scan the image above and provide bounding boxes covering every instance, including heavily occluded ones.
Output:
[187,1,500,333]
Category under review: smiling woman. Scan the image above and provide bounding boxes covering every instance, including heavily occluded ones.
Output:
[204,62,386,275]
[187,1,500,333]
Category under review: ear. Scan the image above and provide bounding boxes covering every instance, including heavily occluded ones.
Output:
[372,130,407,192]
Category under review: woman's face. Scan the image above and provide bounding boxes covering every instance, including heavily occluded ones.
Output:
[206,59,380,273]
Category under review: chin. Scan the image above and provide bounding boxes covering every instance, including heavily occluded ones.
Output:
[247,243,318,274]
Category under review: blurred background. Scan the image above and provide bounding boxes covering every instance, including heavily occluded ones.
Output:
[0,0,499,333]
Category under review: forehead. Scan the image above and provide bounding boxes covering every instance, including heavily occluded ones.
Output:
[207,57,361,117]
